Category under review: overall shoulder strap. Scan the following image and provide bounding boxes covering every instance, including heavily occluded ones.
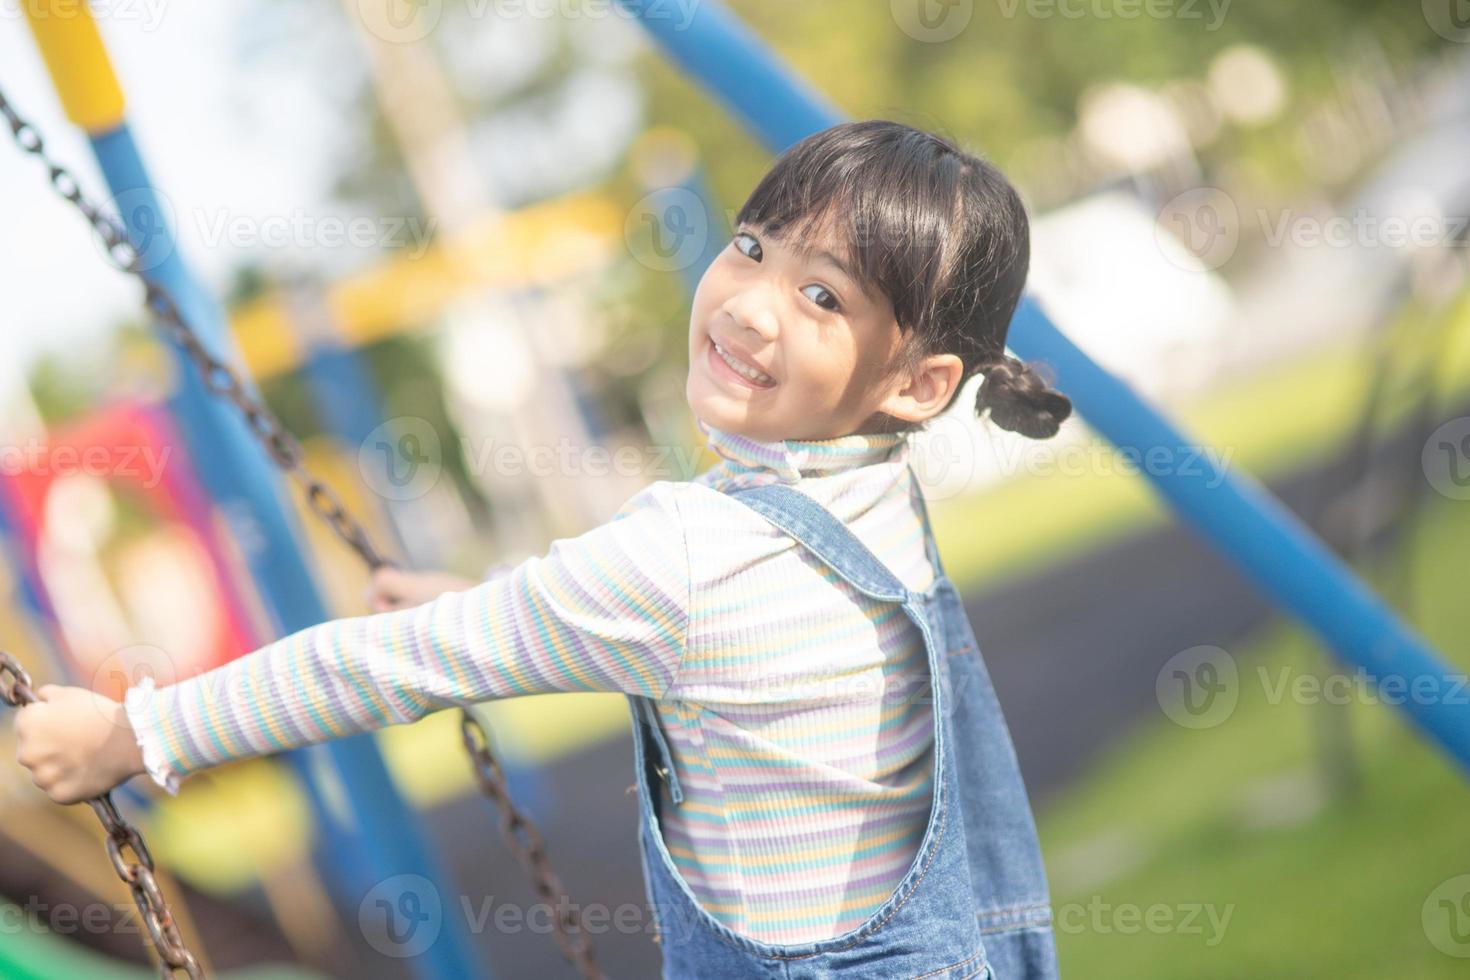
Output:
[724,483,910,603]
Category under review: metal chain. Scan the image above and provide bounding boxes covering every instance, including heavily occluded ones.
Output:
[462,714,607,979]
[2,652,203,979]
[0,86,605,979]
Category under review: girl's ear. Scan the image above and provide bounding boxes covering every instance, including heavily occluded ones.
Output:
[876,353,964,424]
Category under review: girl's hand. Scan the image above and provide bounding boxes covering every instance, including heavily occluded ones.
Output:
[13,685,145,805]
[364,567,477,613]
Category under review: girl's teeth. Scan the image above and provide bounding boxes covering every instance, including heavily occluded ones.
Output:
[715,343,773,384]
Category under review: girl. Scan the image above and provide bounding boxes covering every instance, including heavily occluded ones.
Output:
[15,119,1070,979]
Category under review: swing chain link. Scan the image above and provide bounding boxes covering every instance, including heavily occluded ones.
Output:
[462,713,608,980]
[0,649,35,708]
[1,652,203,979]
[0,85,607,980]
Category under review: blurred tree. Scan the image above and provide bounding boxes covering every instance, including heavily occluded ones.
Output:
[181,0,1460,465]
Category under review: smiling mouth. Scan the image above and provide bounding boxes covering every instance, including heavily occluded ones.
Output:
[707,339,777,389]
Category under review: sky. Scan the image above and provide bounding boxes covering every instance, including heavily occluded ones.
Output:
[0,2,645,376]
[2,3,328,368]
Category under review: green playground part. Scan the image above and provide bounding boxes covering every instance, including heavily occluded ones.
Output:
[0,903,329,980]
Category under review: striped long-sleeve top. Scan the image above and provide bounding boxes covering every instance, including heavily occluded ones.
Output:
[124,420,939,945]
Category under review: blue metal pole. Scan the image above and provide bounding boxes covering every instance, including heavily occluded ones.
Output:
[89,123,486,977]
[615,0,1470,775]
[620,1,842,153]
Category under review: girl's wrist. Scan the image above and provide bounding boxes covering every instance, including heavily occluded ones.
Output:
[107,696,147,781]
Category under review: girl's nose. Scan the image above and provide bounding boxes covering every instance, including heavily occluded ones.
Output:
[722,290,779,342]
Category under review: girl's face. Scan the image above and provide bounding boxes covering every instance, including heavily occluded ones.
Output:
[685,218,911,443]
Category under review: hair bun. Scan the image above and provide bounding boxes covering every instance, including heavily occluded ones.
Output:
[974,355,1072,439]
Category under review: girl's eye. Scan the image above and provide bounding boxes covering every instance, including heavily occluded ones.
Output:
[802,284,840,312]
[733,231,763,261]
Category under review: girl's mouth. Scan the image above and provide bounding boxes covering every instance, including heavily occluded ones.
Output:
[706,338,777,390]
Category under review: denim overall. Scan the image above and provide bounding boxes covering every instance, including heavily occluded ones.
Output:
[626,481,1059,979]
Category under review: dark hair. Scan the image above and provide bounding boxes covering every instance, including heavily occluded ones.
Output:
[734,119,1072,439]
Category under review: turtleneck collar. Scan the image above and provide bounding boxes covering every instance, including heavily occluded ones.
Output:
[697,418,908,484]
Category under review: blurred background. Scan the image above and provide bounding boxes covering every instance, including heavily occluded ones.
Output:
[1,1,1468,977]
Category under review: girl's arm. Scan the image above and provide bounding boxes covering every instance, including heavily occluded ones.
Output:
[14,481,691,804]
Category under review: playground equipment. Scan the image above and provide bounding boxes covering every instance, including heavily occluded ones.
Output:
[0,400,261,683]
[2,8,579,978]
[0,73,595,973]
[2,1,1468,978]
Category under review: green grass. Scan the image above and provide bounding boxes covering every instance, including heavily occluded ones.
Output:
[1035,489,1470,978]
